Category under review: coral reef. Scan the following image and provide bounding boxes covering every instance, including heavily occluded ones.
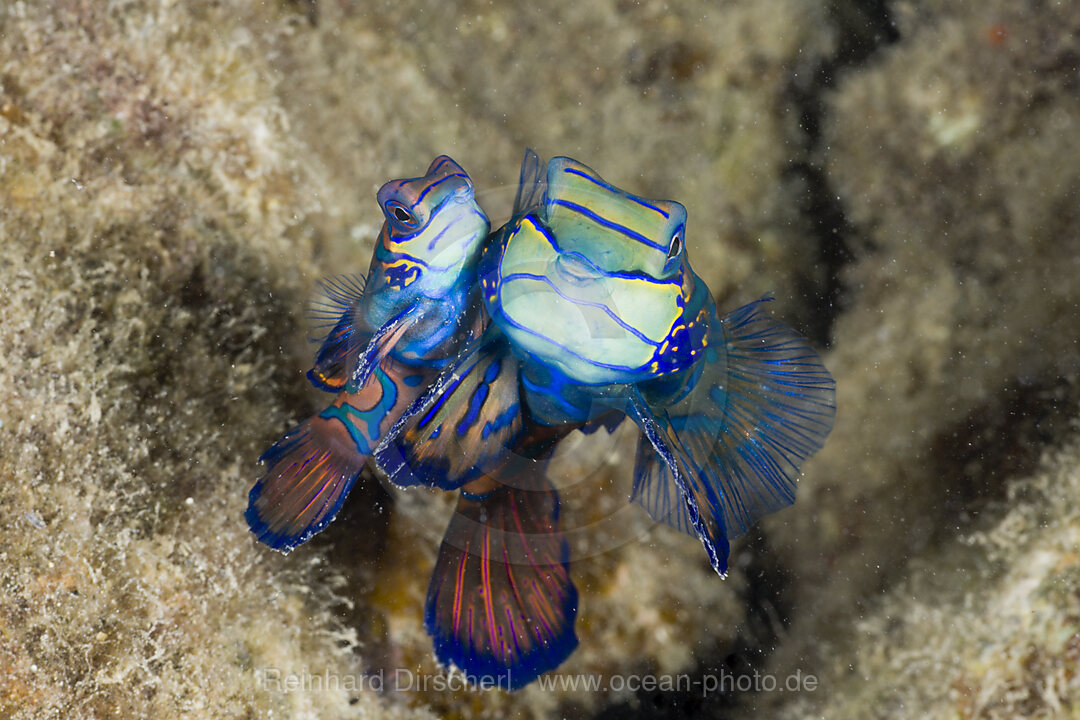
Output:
[766,430,1080,719]
[2,0,1077,718]
[0,1,828,717]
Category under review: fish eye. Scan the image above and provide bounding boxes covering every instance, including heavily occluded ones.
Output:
[667,230,683,260]
[384,200,418,227]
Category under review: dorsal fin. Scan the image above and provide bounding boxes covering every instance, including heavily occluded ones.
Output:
[512,148,546,217]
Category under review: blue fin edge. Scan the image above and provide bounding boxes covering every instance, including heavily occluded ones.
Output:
[245,426,361,553]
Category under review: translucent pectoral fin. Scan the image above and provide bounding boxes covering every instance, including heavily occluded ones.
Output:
[631,436,694,535]
[306,280,424,394]
[375,330,522,490]
[246,413,366,552]
[345,304,425,392]
[626,393,731,576]
[630,297,836,575]
[425,477,578,690]
[307,275,370,392]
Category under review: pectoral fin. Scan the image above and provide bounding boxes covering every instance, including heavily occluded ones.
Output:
[307,275,369,392]
[628,297,836,576]
[626,392,732,575]
[306,275,425,394]
[345,304,425,392]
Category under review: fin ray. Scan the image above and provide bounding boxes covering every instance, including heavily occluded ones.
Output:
[306,274,370,392]
[246,414,367,552]
[627,393,731,575]
[630,297,836,574]
[346,304,424,392]
[512,148,546,217]
[425,478,577,689]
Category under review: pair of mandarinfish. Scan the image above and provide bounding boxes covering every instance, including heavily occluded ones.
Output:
[246,150,836,690]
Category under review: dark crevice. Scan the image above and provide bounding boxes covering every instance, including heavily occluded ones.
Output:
[786,1,900,349]
[285,0,319,26]
[927,376,1080,540]
[590,531,793,720]
[308,466,397,657]
[591,5,900,719]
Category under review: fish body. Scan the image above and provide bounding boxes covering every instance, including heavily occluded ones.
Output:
[472,153,836,577]
[253,150,835,692]
[478,155,712,424]
[375,151,835,690]
[246,156,489,552]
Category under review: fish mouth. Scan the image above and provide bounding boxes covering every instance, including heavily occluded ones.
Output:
[450,183,476,203]
[551,252,601,286]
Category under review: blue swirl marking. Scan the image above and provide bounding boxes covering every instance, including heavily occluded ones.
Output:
[548,198,667,251]
[425,224,451,251]
[318,367,398,455]
[501,272,661,347]
[458,361,500,436]
[385,262,422,289]
[521,374,588,417]
[561,167,670,218]
[374,242,431,268]
[514,215,681,285]
[385,192,466,241]
[413,172,469,207]
[417,359,476,429]
[499,311,639,374]
[482,402,520,440]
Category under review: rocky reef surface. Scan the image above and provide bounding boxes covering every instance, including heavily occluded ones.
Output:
[1,1,1077,719]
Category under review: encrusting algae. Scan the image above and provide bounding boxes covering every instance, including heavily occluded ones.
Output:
[2,0,1079,718]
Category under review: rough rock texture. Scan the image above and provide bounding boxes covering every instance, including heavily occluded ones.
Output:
[767,430,1080,719]
[2,0,1078,719]
[766,0,1080,630]
[0,1,831,718]
[744,1,1080,718]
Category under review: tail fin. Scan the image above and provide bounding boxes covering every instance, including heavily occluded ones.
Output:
[246,413,367,552]
[630,297,836,575]
[425,478,578,690]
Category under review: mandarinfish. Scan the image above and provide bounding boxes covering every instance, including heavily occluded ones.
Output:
[246,156,490,552]
[376,150,836,689]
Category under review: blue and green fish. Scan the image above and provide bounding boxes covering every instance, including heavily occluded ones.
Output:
[376,150,836,688]
[246,156,490,551]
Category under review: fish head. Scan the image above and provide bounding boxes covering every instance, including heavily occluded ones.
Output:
[484,156,709,387]
[543,157,687,280]
[375,156,490,296]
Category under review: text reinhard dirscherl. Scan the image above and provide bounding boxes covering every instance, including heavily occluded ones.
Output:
[255,667,819,696]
